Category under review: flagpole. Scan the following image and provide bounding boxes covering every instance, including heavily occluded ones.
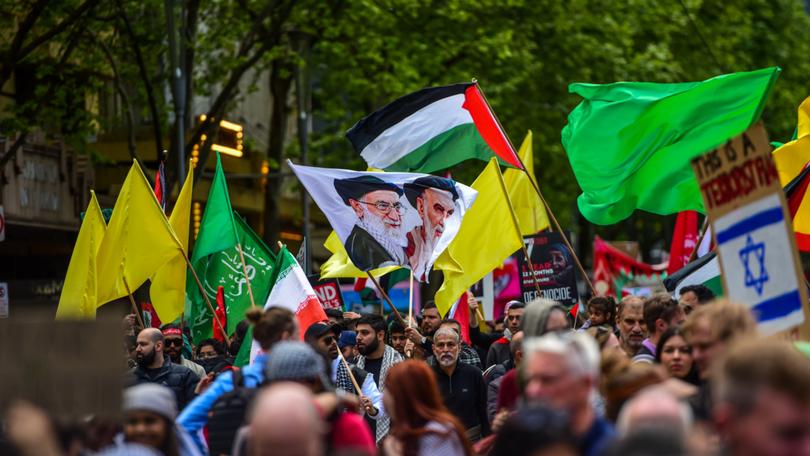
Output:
[408,270,414,328]
[366,272,406,326]
[337,346,363,394]
[474,81,595,295]
[236,244,257,308]
[181,251,228,337]
[123,276,146,328]
[687,217,711,264]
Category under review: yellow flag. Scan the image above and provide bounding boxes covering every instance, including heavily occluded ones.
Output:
[320,231,399,279]
[96,161,184,307]
[774,96,810,186]
[434,158,524,316]
[150,167,193,322]
[56,191,106,319]
[503,130,550,235]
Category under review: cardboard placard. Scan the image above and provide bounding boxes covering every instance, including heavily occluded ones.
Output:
[0,316,123,417]
[691,124,808,335]
[516,232,579,307]
[308,277,345,310]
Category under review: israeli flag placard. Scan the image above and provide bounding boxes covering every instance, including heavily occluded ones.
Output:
[715,193,804,335]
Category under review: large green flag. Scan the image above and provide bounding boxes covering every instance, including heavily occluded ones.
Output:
[187,214,277,344]
[561,67,780,225]
[191,153,239,263]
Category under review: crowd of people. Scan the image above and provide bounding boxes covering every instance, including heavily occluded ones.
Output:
[4,285,810,456]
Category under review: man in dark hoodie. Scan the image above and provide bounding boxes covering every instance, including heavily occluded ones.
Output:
[127,328,199,409]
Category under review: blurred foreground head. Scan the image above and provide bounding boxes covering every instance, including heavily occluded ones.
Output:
[682,299,756,380]
[245,306,298,351]
[248,383,325,456]
[712,339,810,456]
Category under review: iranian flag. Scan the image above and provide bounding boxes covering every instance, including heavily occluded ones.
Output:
[244,246,328,365]
[346,83,524,173]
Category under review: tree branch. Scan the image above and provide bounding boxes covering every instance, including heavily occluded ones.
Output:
[96,36,141,163]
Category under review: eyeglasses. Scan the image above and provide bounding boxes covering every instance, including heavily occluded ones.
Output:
[357,200,404,214]
[321,336,336,345]
[165,338,183,347]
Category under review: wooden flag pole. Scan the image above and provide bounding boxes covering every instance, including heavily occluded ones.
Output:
[366,272,406,326]
[408,270,414,328]
[474,81,595,295]
[181,251,228,337]
[123,276,146,328]
[337,346,363,394]
[236,244,257,308]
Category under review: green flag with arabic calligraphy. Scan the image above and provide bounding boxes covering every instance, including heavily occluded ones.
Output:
[187,213,277,344]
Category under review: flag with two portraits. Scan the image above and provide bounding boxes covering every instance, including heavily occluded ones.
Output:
[289,161,477,281]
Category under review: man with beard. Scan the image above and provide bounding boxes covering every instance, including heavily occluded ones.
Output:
[404,300,442,355]
[161,324,206,378]
[617,295,647,357]
[335,176,407,271]
[430,326,490,442]
[403,176,459,281]
[355,314,403,443]
[304,323,385,425]
[127,328,199,409]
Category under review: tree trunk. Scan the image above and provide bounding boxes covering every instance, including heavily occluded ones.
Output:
[263,59,293,245]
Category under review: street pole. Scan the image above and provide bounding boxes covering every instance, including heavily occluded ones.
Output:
[293,32,312,274]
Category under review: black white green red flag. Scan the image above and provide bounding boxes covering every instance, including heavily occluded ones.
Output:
[346,83,523,173]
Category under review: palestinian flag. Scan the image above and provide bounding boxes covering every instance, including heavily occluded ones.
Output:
[346,83,523,173]
[663,252,723,298]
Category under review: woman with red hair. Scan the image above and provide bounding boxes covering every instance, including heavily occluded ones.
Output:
[382,360,472,456]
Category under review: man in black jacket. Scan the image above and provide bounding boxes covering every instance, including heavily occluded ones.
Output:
[431,326,490,442]
[127,328,199,409]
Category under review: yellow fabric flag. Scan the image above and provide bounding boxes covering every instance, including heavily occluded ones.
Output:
[774,96,810,185]
[96,161,184,307]
[150,167,193,322]
[503,130,550,235]
[56,191,106,319]
[434,158,524,316]
[320,231,399,279]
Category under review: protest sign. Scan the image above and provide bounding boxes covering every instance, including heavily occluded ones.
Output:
[0,315,122,417]
[308,276,345,310]
[517,232,579,307]
[691,123,808,335]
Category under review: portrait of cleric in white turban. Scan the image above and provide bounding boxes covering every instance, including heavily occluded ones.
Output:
[334,175,409,271]
[403,177,459,281]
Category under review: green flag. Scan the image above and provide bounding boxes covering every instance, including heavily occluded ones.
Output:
[191,153,239,263]
[562,67,780,225]
[188,214,277,344]
[233,325,253,367]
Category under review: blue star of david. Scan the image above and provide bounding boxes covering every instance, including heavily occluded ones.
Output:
[738,234,768,296]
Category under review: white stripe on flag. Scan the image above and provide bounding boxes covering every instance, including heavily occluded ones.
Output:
[361,94,471,168]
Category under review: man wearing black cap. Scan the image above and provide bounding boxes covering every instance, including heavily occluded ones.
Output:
[334,175,407,271]
[403,176,459,281]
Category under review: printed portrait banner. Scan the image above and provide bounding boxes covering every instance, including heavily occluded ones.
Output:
[289,161,477,281]
[691,124,808,335]
[308,276,345,310]
[516,232,579,307]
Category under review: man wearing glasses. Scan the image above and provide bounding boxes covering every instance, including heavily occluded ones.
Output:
[335,175,408,271]
[162,324,206,379]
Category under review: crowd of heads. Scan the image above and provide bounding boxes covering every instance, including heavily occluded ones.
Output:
[6,280,810,456]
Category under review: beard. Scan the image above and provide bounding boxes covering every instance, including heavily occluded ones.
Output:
[359,206,407,264]
[437,353,457,368]
[412,217,442,279]
[135,348,157,368]
[358,337,380,356]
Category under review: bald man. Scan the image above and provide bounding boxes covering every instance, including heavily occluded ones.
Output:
[127,327,199,408]
[246,383,327,456]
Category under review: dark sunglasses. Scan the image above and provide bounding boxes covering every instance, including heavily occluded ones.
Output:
[165,338,183,347]
[322,336,336,344]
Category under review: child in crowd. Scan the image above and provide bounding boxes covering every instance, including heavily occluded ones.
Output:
[578,296,617,332]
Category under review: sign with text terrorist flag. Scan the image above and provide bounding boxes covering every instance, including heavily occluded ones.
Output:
[692,124,808,336]
[562,67,780,225]
[289,161,477,281]
[346,82,523,173]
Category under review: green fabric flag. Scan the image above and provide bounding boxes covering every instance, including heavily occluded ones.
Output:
[187,213,277,344]
[233,325,253,367]
[562,67,780,225]
[191,153,239,263]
